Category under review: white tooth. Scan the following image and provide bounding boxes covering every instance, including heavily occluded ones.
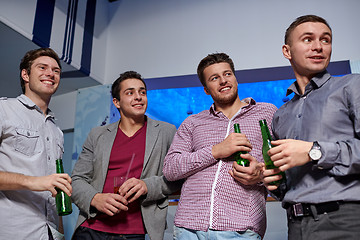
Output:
[42,80,53,85]
[221,87,230,92]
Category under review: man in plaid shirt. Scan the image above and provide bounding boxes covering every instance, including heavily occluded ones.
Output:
[163,53,277,239]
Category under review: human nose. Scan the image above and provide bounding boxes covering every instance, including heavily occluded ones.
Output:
[44,67,55,76]
[134,92,142,100]
[311,40,322,52]
[218,76,227,85]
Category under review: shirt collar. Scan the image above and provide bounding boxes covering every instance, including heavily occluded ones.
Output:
[286,70,331,96]
[17,94,55,119]
[209,97,257,116]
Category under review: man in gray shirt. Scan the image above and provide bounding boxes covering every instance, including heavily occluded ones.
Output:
[0,48,72,239]
[262,15,360,239]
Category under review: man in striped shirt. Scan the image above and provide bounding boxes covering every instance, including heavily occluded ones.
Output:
[163,53,277,239]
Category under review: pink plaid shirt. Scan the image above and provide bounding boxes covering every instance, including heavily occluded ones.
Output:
[163,98,277,237]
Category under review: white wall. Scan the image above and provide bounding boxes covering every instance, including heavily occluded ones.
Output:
[104,0,360,84]
[50,91,77,131]
[50,0,360,130]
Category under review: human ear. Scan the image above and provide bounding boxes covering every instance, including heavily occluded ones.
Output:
[112,98,120,108]
[282,44,291,60]
[204,87,210,95]
[21,69,30,83]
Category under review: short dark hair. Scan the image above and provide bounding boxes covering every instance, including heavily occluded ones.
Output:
[197,53,235,87]
[111,71,146,100]
[285,15,332,45]
[19,48,61,94]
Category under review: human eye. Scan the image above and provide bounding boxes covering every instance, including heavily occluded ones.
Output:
[54,69,61,74]
[225,72,232,76]
[38,65,46,70]
[303,37,311,43]
[140,90,147,95]
[210,76,218,81]
[125,91,133,95]
[321,37,331,44]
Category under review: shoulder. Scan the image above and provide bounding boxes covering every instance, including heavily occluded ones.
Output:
[252,101,278,116]
[332,73,360,85]
[148,118,176,132]
[88,121,118,137]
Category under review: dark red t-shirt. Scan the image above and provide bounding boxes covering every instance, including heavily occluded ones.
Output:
[81,121,147,234]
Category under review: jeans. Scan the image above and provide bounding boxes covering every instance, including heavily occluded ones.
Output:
[173,226,262,240]
[73,226,145,240]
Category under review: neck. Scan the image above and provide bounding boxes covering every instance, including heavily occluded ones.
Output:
[25,92,50,115]
[214,97,246,119]
[118,115,145,137]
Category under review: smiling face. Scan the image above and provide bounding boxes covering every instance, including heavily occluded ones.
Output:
[283,21,332,80]
[22,56,61,100]
[112,78,148,120]
[203,62,238,107]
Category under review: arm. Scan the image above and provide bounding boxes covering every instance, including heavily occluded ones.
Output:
[0,171,72,197]
[120,123,182,203]
[229,153,264,185]
[267,76,360,177]
[163,119,252,181]
[71,129,127,217]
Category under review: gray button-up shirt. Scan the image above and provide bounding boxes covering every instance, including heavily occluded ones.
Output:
[272,71,360,205]
[0,95,64,239]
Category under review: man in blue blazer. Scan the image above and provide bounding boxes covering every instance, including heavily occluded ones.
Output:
[71,71,180,240]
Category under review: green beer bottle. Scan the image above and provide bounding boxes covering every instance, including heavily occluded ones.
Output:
[233,123,250,167]
[55,159,72,216]
[259,119,286,185]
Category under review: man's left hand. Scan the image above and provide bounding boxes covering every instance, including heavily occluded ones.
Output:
[229,153,264,185]
[118,178,148,203]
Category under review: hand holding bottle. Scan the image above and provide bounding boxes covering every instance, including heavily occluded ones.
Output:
[259,119,286,186]
[267,139,313,171]
[229,153,264,185]
[211,128,252,160]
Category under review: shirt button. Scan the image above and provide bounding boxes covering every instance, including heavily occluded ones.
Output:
[46,137,49,141]
[298,114,302,118]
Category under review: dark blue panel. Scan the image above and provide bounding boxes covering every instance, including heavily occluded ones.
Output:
[32,0,55,47]
[80,0,97,76]
[61,0,78,64]
[144,60,351,90]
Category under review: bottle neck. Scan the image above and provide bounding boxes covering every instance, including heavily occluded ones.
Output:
[56,159,64,174]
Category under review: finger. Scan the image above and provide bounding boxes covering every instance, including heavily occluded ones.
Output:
[265,183,279,191]
[50,188,58,197]
[263,173,282,184]
[271,139,288,145]
[113,196,129,211]
[128,191,143,203]
[54,179,72,196]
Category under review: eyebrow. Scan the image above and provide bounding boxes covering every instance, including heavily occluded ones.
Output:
[124,87,146,91]
[207,70,232,81]
[300,31,332,38]
[35,63,61,71]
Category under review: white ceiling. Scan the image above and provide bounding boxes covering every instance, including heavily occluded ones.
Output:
[0,21,101,98]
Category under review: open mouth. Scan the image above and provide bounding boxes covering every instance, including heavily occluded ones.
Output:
[41,80,55,85]
[132,104,144,108]
[219,86,231,92]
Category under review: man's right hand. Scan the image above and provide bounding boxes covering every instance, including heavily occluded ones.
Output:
[261,167,284,191]
[212,132,252,159]
[91,193,128,216]
[0,172,72,197]
[27,173,72,197]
